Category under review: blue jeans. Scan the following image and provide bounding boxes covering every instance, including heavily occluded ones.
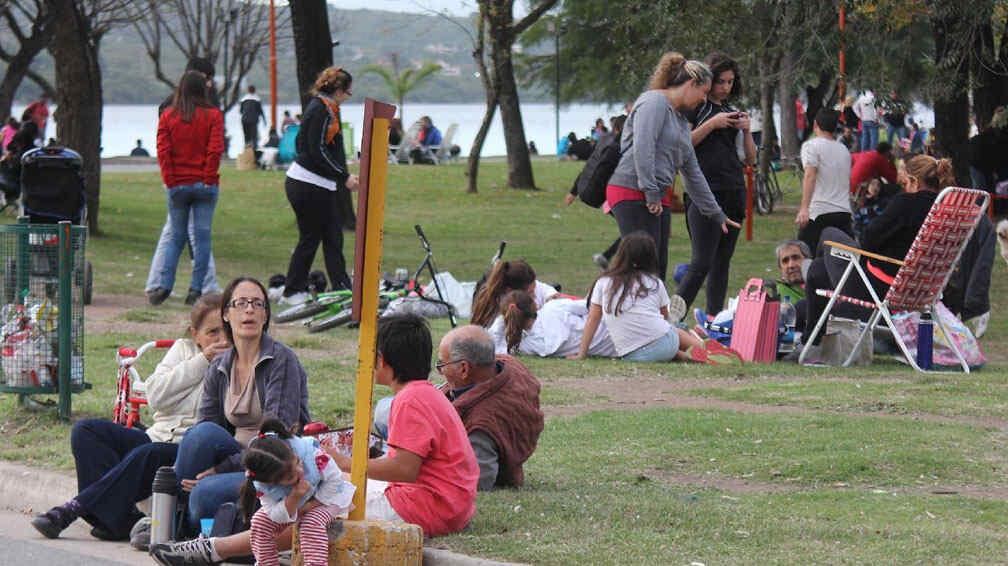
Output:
[860,121,879,151]
[70,419,179,536]
[887,125,907,145]
[155,183,218,294]
[146,213,220,294]
[173,421,243,531]
[623,328,681,362]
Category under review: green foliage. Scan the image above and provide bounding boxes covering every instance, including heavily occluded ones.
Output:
[359,60,442,121]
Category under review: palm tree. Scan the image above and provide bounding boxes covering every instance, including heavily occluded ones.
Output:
[359,56,441,124]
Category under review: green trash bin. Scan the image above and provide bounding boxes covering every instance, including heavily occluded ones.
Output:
[0,219,89,418]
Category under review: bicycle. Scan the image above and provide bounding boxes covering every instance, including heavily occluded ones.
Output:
[113,339,175,428]
[753,144,783,215]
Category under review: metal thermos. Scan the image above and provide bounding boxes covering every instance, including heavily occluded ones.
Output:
[150,466,178,545]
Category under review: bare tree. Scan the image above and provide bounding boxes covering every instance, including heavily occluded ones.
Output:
[0,0,66,122]
[49,0,136,234]
[133,0,289,113]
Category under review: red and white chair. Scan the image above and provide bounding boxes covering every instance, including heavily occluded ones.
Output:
[799,187,989,372]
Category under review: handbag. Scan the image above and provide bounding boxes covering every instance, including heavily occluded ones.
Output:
[819,317,873,366]
[729,278,779,362]
[890,302,986,368]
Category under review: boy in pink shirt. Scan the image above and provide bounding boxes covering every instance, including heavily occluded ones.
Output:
[330,314,478,536]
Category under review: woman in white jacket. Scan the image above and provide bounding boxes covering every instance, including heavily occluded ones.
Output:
[31,294,227,541]
[488,290,618,358]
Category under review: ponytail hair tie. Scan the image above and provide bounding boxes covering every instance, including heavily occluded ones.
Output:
[257,431,278,440]
[508,303,518,312]
[246,470,255,479]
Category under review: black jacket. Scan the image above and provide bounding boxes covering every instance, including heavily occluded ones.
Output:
[861,191,938,278]
[943,215,995,319]
[294,97,349,187]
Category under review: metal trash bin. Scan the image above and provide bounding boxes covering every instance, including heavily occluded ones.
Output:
[0,218,89,418]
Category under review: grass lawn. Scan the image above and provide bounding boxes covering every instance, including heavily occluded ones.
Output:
[1,159,1007,563]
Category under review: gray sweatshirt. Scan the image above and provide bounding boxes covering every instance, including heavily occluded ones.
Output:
[608,90,727,224]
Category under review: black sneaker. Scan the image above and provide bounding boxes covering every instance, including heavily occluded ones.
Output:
[129,516,151,551]
[147,288,170,306]
[149,536,216,566]
[30,505,78,539]
[184,289,201,306]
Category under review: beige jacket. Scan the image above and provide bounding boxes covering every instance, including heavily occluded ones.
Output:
[144,338,208,443]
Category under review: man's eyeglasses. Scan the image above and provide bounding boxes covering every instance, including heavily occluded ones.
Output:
[229,298,266,310]
[435,359,465,374]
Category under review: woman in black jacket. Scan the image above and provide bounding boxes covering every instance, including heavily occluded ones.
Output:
[280,67,359,305]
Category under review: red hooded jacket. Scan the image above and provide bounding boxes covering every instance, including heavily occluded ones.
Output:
[157,105,224,188]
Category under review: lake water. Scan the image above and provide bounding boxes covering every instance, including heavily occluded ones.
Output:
[16,100,936,159]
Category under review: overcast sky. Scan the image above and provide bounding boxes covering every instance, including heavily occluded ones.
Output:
[331,0,478,16]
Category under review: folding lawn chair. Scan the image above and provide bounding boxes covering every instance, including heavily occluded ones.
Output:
[799,187,989,372]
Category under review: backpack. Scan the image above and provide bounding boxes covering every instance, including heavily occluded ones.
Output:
[575,140,621,208]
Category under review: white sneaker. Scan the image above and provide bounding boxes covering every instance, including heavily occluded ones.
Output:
[278,291,310,306]
[667,294,687,322]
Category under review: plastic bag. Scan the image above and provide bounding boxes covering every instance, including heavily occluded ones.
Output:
[890,302,986,369]
[1,330,55,387]
[421,272,474,319]
[819,317,873,366]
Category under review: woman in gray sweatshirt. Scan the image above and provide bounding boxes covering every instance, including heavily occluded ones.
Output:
[607,52,740,283]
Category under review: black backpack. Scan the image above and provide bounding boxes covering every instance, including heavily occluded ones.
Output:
[575,139,621,208]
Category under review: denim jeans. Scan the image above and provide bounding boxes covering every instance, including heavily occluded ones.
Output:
[860,121,879,151]
[70,419,179,536]
[887,125,907,145]
[156,183,218,294]
[173,421,243,531]
[622,328,681,362]
[145,213,220,294]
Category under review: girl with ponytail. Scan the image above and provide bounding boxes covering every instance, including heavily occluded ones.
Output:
[801,154,959,355]
[470,259,557,327]
[488,290,618,358]
[241,418,354,566]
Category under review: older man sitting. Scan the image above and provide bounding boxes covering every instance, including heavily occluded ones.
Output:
[436,325,544,490]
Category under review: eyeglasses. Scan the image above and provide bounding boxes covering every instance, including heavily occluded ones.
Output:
[435,359,465,374]
[229,298,266,310]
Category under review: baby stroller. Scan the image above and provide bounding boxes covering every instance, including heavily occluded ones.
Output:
[3,146,94,304]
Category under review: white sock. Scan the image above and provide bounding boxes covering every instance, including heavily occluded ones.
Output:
[208,538,222,562]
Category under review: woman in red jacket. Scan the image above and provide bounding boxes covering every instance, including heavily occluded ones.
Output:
[148,70,224,306]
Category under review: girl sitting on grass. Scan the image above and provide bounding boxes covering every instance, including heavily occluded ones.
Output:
[241,419,355,566]
[488,289,617,358]
[470,259,558,327]
[570,232,741,364]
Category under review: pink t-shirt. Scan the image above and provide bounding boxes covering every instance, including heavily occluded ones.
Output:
[385,380,478,536]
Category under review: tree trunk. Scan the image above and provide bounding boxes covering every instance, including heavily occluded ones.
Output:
[488,27,534,189]
[466,100,498,194]
[0,44,48,123]
[50,5,103,234]
[777,52,799,161]
[971,18,1001,130]
[930,8,971,185]
[758,73,778,178]
[803,69,835,140]
[290,0,332,111]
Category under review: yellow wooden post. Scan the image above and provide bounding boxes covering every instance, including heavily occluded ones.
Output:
[348,117,390,520]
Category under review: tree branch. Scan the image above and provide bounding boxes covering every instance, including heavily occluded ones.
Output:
[512,0,558,37]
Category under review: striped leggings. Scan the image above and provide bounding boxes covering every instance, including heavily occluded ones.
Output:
[250,505,339,566]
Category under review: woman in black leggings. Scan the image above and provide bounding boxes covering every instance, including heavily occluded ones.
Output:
[676,52,756,316]
[280,66,359,305]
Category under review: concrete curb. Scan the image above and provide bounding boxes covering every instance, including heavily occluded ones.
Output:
[0,460,522,566]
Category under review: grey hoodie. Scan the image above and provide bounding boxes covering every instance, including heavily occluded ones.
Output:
[608,90,726,224]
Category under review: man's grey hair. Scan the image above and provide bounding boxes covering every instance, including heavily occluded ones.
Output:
[449,328,496,367]
[775,239,811,263]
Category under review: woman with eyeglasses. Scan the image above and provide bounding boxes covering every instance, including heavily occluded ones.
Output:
[279,66,360,306]
[606,52,740,293]
[171,276,310,543]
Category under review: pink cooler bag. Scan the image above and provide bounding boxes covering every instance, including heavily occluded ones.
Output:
[730,278,780,362]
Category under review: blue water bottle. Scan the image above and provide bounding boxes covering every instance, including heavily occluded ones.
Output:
[916,308,933,370]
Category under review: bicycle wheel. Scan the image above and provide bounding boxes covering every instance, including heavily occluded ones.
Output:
[755,175,773,215]
[275,300,329,323]
[307,310,353,333]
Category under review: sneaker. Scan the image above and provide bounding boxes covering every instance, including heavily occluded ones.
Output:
[146,288,170,306]
[667,294,687,323]
[592,253,609,270]
[91,525,128,541]
[130,516,151,551]
[149,536,216,566]
[30,505,78,539]
[278,291,310,306]
[703,339,744,365]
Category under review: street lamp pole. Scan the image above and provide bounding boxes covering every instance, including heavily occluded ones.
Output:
[554,22,560,152]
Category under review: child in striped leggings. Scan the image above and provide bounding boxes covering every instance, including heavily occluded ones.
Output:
[241,419,355,566]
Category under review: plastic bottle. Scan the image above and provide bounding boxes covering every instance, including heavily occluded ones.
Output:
[150,466,178,545]
[778,296,797,353]
[916,308,933,370]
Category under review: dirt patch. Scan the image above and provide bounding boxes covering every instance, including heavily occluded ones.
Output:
[85,293,188,335]
[546,375,1008,430]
